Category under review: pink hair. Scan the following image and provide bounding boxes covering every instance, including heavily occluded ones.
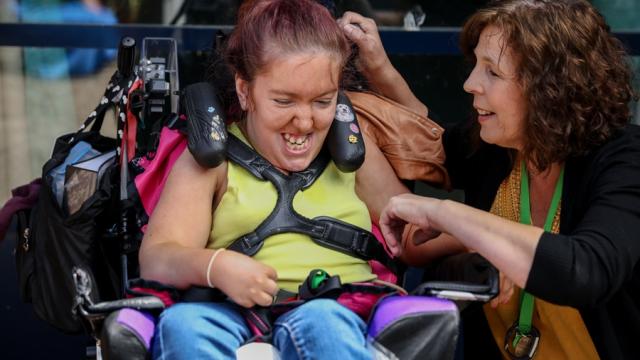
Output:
[224,0,351,82]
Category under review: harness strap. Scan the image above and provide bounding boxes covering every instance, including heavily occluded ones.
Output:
[225,134,397,273]
[239,271,400,344]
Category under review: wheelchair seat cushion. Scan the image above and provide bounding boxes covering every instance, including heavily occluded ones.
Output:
[101,308,155,360]
[368,295,459,360]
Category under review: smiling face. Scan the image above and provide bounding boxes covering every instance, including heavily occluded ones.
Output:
[463,25,527,151]
[235,52,340,173]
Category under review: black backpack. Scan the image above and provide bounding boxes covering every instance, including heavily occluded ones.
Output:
[14,72,133,333]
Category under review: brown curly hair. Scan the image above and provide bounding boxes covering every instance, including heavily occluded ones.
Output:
[460,0,636,170]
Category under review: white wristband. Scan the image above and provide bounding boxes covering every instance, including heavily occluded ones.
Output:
[206,248,225,288]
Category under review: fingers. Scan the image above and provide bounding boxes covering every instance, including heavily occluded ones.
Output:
[379,207,403,256]
[217,254,280,308]
[411,227,442,245]
[264,264,278,281]
[490,273,515,308]
[338,11,377,35]
[251,265,278,307]
[237,276,278,308]
[338,11,380,51]
[252,277,279,307]
[341,23,366,43]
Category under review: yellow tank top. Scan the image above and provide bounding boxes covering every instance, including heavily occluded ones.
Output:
[485,163,599,359]
[208,124,376,293]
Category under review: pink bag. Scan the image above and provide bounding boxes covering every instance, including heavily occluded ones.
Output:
[132,125,187,232]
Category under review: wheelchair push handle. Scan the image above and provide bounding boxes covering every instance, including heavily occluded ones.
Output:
[118,37,136,78]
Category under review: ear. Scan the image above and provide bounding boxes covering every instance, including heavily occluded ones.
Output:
[235,74,249,111]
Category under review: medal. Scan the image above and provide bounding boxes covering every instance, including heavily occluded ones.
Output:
[504,322,540,359]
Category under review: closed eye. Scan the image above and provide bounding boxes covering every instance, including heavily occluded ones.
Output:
[273,98,293,106]
[315,99,333,107]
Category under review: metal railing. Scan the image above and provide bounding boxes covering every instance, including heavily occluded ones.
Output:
[1,23,638,55]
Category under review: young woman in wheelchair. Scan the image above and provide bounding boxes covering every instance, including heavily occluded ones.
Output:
[138,0,433,358]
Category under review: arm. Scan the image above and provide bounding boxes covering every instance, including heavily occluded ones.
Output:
[355,132,409,222]
[381,134,640,308]
[356,132,467,264]
[380,194,543,288]
[401,231,467,266]
[338,11,427,116]
[139,149,222,289]
[526,138,640,307]
[139,150,278,307]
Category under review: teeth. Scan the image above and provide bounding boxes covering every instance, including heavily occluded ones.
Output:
[477,109,493,116]
[283,133,308,146]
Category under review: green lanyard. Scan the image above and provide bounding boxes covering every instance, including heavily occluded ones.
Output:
[517,162,564,337]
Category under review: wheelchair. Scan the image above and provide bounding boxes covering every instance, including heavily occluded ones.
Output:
[14,36,499,360]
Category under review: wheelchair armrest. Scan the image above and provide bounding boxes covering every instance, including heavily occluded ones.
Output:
[411,253,499,302]
[82,296,165,316]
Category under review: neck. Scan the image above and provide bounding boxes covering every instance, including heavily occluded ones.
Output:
[524,160,563,228]
[526,161,562,183]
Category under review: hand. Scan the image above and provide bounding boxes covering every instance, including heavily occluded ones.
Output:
[337,11,392,77]
[379,194,442,257]
[210,250,278,308]
[490,272,515,308]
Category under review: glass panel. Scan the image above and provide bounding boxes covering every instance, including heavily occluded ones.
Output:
[0,0,484,26]
[593,0,640,124]
[1,0,639,203]
[0,46,118,203]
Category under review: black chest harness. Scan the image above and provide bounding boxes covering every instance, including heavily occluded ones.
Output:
[218,134,401,341]
[224,134,396,274]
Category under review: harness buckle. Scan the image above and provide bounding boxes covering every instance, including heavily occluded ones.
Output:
[351,232,374,258]
[298,269,343,300]
[229,233,263,257]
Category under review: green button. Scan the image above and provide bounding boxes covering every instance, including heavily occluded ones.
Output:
[310,270,329,289]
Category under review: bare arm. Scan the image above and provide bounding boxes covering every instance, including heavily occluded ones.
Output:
[139,149,223,289]
[400,231,468,266]
[139,150,278,307]
[356,132,468,266]
[355,132,410,222]
[380,194,543,288]
[338,11,428,116]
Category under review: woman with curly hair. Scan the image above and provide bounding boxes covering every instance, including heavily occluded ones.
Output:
[340,0,640,358]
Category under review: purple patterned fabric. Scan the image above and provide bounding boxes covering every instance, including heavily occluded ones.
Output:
[367,296,457,337]
[0,178,41,242]
[116,308,155,349]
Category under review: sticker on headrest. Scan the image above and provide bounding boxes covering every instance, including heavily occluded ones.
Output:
[335,104,355,122]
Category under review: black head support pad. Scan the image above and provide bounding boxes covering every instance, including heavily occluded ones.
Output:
[183,82,365,172]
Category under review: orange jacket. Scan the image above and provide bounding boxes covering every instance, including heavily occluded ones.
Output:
[346,91,449,188]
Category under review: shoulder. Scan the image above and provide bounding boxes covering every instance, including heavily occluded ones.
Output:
[565,124,640,199]
[169,149,229,195]
[589,124,640,167]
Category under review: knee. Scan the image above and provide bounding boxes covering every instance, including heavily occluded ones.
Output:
[283,299,366,332]
[298,299,356,318]
[153,302,250,359]
[156,303,203,337]
[273,300,369,359]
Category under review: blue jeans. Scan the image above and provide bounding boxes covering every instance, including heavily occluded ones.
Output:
[152,299,371,360]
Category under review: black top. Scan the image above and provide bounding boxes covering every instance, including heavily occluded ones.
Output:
[443,122,640,359]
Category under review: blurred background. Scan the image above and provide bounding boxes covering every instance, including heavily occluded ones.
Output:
[0,0,639,358]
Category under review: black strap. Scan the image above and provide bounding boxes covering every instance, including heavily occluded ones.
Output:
[225,134,397,273]
[240,274,399,344]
